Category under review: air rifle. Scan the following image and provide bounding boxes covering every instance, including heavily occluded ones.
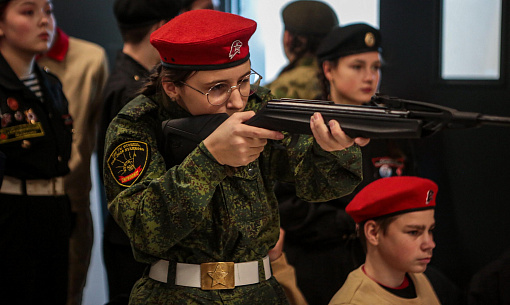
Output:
[161,95,510,165]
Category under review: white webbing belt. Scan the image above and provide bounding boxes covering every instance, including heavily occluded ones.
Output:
[0,175,65,196]
[149,256,271,288]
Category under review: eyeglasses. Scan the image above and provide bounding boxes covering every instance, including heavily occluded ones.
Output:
[180,69,263,106]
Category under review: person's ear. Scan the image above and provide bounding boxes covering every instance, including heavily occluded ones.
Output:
[323,60,336,81]
[162,81,179,100]
[364,220,380,246]
[155,19,166,30]
[283,30,292,48]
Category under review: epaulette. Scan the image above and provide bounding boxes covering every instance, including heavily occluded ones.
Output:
[118,95,159,122]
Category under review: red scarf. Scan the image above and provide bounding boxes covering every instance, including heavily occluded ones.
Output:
[39,27,69,61]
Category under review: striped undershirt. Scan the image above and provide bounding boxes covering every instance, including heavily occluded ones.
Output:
[20,73,44,101]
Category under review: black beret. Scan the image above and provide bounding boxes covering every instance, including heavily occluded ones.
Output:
[113,0,182,29]
[282,0,338,36]
[317,23,382,62]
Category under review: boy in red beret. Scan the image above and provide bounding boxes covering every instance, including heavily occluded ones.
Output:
[103,9,367,304]
[329,176,441,305]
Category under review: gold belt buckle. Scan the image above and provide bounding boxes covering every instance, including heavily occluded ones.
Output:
[200,262,235,290]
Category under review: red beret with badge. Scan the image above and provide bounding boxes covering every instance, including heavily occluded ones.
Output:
[150,9,257,70]
[346,176,438,223]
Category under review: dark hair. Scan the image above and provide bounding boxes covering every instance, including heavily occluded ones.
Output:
[0,3,9,20]
[181,0,196,11]
[317,58,339,99]
[181,0,214,12]
[279,31,327,75]
[119,17,173,45]
[138,63,195,96]
[358,215,399,253]
[119,23,155,44]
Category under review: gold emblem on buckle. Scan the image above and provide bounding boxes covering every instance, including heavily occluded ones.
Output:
[200,262,235,290]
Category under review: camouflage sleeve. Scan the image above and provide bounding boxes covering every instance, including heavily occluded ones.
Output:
[252,87,363,203]
[103,112,228,259]
[268,134,363,203]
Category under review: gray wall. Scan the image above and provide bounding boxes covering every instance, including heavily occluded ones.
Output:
[53,0,123,69]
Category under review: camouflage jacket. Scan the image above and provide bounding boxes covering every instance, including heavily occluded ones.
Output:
[103,87,362,266]
[267,55,322,99]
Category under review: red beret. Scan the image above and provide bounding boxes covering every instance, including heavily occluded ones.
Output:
[150,10,257,70]
[346,176,438,223]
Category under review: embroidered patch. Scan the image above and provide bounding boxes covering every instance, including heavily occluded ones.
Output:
[107,141,150,187]
[0,122,45,144]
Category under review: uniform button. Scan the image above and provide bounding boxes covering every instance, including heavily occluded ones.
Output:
[247,168,254,174]
[134,75,140,81]
[58,156,62,161]
[21,140,31,149]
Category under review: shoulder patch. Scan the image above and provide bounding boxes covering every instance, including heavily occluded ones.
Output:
[107,141,150,187]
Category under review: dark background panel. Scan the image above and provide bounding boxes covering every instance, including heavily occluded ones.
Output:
[53,0,122,69]
[380,0,510,290]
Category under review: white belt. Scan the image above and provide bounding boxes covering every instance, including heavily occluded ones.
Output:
[0,175,65,196]
[149,256,272,290]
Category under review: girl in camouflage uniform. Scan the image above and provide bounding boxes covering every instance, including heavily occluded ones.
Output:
[103,10,366,305]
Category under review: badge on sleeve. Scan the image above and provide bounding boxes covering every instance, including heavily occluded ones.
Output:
[107,141,150,187]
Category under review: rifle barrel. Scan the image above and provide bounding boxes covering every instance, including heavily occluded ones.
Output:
[478,114,510,126]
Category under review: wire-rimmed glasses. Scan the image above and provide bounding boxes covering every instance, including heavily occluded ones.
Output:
[180,69,263,106]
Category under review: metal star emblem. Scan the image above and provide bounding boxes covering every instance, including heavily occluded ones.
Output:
[208,264,229,287]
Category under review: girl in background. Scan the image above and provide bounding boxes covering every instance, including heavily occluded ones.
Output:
[276,23,416,305]
[0,1,72,303]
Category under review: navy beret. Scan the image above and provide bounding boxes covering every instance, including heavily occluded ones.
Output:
[317,23,382,62]
[282,0,338,36]
[113,0,182,29]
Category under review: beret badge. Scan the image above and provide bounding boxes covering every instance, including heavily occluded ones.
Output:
[229,40,243,60]
[365,32,375,47]
[426,190,434,205]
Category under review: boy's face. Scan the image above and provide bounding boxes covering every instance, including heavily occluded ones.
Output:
[377,209,436,274]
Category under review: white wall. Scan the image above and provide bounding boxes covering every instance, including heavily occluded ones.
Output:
[82,153,108,305]
[238,0,379,85]
[441,0,501,79]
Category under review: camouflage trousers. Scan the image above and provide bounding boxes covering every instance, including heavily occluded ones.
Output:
[129,275,289,305]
